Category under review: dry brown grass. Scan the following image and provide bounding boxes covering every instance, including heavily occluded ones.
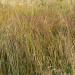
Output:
[0,0,75,75]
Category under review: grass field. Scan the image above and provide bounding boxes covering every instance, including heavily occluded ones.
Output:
[0,0,75,75]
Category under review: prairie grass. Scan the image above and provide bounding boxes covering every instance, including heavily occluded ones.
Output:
[0,0,75,75]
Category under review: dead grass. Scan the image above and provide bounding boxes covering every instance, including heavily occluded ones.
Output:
[0,0,75,75]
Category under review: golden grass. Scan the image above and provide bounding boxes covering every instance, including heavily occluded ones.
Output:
[0,0,75,75]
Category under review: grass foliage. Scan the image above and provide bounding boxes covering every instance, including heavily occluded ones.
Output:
[0,0,75,75]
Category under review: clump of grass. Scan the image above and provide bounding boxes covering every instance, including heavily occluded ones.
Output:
[0,0,75,75]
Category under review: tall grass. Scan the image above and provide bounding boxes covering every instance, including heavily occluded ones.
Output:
[0,0,75,75]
